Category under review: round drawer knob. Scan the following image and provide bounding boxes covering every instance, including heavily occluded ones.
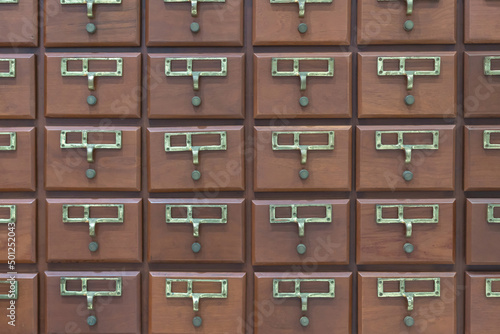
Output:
[404,20,414,32]
[404,316,415,327]
[87,315,97,326]
[86,169,97,179]
[299,96,309,107]
[193,316,202,327]
[190,22,200,33]
[403,243,414,254]
[192,242,201,253]
[86,23,97,34]
[87,95,97,106]
[192,96,202,107]
[192,170,201,180]
[402,170,413,181]
[89,241,99,252]
[296,243,307,255]
[405,95,415,106]
[300,316,310,327]
[298,23,308,34]
[299,169,309,180]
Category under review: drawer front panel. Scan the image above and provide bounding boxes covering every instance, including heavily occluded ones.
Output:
[466,199,500,264]
[466,272,500,334]
[465,0,500,43]
[0,0,37,46]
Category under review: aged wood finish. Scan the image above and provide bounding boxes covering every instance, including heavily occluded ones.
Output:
[0,0,37,47]
[465,0,500,43]
[465,272,500,334]
[466,199,500,265]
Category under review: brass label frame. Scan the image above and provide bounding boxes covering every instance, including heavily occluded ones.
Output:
[165,204,228,237]
[271,57,334,91]
[164,131,227,165]
[273,278,335,311]
[0,280,17,300]
[483,130,500,149]
[484,56,500,76]
[163,0,225,17]
[165,57,227,91]
[60,277,122,310]
[486,278,500,298]
[61,57,123,90]
[60,130,122,163]
[376,204,439,238]
[272,131,334,164]
[0,59,15,78]
[165,278,228,311]
[0,205,16,224]
[62,203,124,237]
[0,132,16,151]
[60,0,122,18]
[377,277,440,311]
[269,204,332,237]
[375,130,439,164]
[269,0,333,18]
[377,56,441,90]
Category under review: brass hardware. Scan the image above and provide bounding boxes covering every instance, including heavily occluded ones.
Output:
[163,0,225,17]
[0,59,15,78]
[0,0,19,3]
[270,204,332,237]
[165,57,227,91]
[270,0,333,18]
[0,132,16,151]
[484,56,500,76]
[377,56,441,90]
[486,278,500,297]
[272,131,334,164]
[0,205,16,224]
[166,278,228,312]
[377,0,413,15]
[60,0,122,19]
[165,204,227,237]
[0,280,17,300]
[487,204,500,223]
[375,130,439,164]
[483,130,500,149]
[60,130,122,163]
[376,204,439,238]
[271,58,334,91]
[377,277,440,311]
[61,58,123,91]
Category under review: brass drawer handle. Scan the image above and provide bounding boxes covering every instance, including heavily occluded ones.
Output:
[62,203,124,252]
[165,204,228,253]
[163,0,225,18]
[376,204,439,254]
[484,56,500,76]
[270,0,332,18]
[0,205,16,224]
[0,132,16,151]
[271,57,334,106]
[0,59,15,78]
[60,277,122,326]
[483,130,500,149]
[377,56,441,105]
[375,130,439,181]
[61,58,123,105]
[164,131,227,180]
[270,204,332,255]
[273,278,335,327]
[378,277,440,327]
[486,278,500,297]
[60,130,122,179]
[166,278,228,327]
[60,0,121,18]
[0,280,18,300]
[272,131,334,180]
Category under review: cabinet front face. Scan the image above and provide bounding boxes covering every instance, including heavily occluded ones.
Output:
[358,272,456,334]
[44,0,140,46]
[252,199,349,265]
[465,0,500,43]
[254,272,351,333]
[148,54,245,119]
[358,52,457,118]
[47,199,142,263]
[466,272,500,334]
[148,126,245,192]
[466,199,500,265]
[148,199,245,263]
[465,126,500,190]
[356,125,455,191]
[0,55,36,119]
[45,126,141,191]
[45,53,141,118]
[253,0,351,45]
[254,53,351,119]
[149,272,246,334]
[0,273,38,334]
[254,126,351,192]
[0,0,37,46]
[45,271,141,334]
[0,127,36,191]
[357,199,455,265]
[0,199,36,263]
[147,0,243,46]
[357,0,456,44]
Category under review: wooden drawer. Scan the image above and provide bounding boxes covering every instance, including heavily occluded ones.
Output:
[46,199,142,263]
[0,0,37,47]
[0,199,36,264]
[146,0,243,46]
[45,53,141,118]
[148,126,244,192]
[358,52,457,118]
[149,272,245,334]
[148,54,244,119]
[45,126,141,191]
[464,126,500,191]
[465,0,500,43]
[466,272,500,334]
[358,0,456,44]
[466,199,500,265]
[254,272,351,333]
[148,198,245,263]
[0,55,36,119]
[0,273,38,334]
[253,0,350,45]
[358,272,456,334]
[44,0,140,46]
[254,53,351,119]
[465,52,500,118]
[357,199,455,265]
[356,125,455,191]
[254,126,351,192]
[0,127,36,191]
[252,199,349,265]
[45,271,141,333]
